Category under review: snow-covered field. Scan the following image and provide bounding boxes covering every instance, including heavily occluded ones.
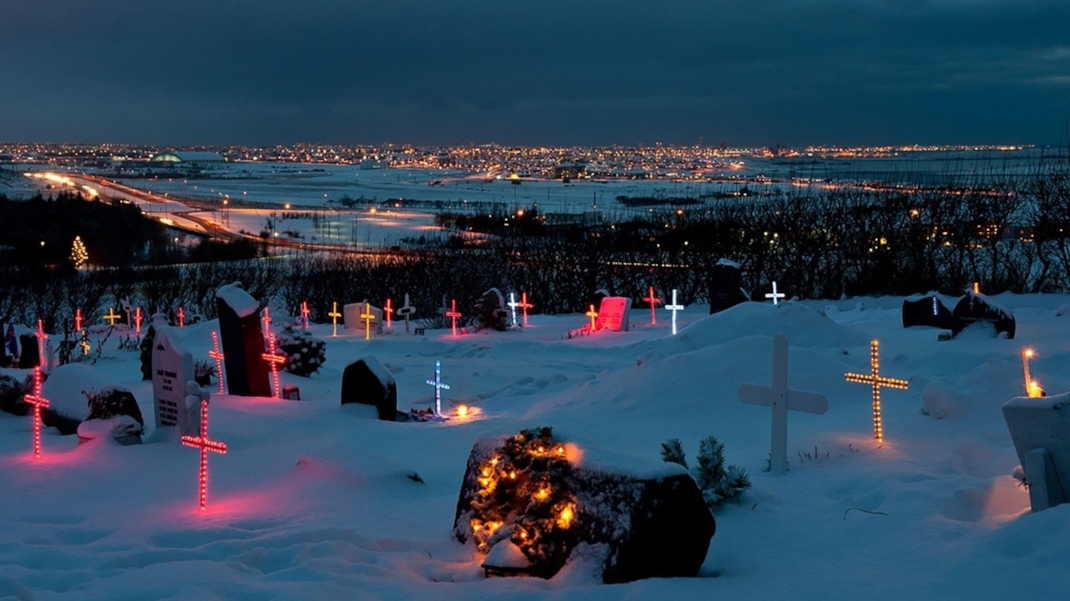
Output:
[3,293,1069,599]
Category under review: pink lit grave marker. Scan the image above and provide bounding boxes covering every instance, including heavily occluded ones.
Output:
[300,301,310,331]
[23,366,50,458]
[74,308,83,332]
[181,400,228,511]
[177,306,186,328]
[34,319,48,367]
[446,300,462,337]
[426,360,451,416]
[261,332,286,399]
[384,298,394,329]
[642,286,662,325]
[209,332,226,394]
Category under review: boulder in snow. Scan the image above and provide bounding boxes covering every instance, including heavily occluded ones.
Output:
[340,356,397,421]
[951,291,1015,339]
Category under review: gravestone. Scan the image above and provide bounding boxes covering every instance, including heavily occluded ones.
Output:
[340,356,397,421]
[152,322,196,435]
[901,294,955,330]
[474,288,510,331]
[591,288,610,311]
[596,297,632,332]
[708,259,748,314]
[454,430,715,583]
[951,291,1015,339]
[1003,392,1070,512]
[216,283,271,397]
[18,334,38,369]
[344,302,384,334]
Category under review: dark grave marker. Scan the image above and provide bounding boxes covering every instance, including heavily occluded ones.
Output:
[951,291,1015,339]
[340,356,398,421]
[901,294,955,330]
[708,259,748,314]
[216,283,271,397]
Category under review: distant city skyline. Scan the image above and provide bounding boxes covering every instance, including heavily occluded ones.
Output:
[1,1,1068,147]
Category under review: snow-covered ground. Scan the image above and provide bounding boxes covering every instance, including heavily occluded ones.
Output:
[2,293,1069,599]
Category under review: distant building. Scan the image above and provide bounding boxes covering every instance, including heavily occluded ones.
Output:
[553,162,586,180]
[149,151,227,169]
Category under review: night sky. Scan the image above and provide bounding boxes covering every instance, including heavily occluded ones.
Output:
[1,0,1067,147]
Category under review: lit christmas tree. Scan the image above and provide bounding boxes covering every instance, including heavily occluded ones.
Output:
[70,235,88,269]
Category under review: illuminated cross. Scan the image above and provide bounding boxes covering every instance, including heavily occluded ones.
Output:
[765,282,786,306]
[426,360,450,417]
[516,292,533,327]
[177,306,186,328]
[328,302,342,337]
[383,298,394,329]
[586,304,599,332]
[260,307,271,336]
[361,302,374,340]
[34,320,48,367]
[80,329,90,355]
[261,332,286,399]
[507,293,520,327]
[103,308,121,326]
[209,331,225,394]
[134,307,143,338]
[446,300,462,337]
[180,400,228,511]
[397,294,416,334]
[74,308,83,333]
[23,366,50,459]
[300,301,311,331]
[845,339,908,442]
[739,334,828,473]
[972,282,980,294]
[665,289,685,335]
[643,286,662,325]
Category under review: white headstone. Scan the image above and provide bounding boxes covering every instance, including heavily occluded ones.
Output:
[344,302,384,334]
[739,334,828,473]
[397,294,416,333]
[152,325,196,435]
[1003,392,1070,512]
[596,297,632,332]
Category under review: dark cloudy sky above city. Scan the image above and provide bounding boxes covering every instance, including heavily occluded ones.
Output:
[1,0,1067,147]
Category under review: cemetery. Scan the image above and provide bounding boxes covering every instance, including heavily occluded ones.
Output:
[0,278,1068,599]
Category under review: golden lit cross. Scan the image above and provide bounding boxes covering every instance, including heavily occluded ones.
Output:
[328,302,342,337]
[361,302,374,340]
[586,305,599,331]
[845,339,908,442]
[104,308,122,326]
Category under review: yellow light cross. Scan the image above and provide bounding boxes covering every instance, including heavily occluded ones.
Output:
[328,302,342,337]
[845,339,908,442]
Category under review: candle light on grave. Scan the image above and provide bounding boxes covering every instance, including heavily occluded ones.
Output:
[845,339,908,442]
[1022,348,1044,398]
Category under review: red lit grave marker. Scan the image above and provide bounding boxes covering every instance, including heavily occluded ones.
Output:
[181,400,228,511]
[23,366,49,458]
[261,332,286,399]
[209,331,225,394]
[446,300,462,337]
[643,286,662,325]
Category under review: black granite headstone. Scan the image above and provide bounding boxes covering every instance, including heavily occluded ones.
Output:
[340,356,397,421]
[215,284,271,397]
[708,260,748,314]
[474,288,509,331]
[18,334,39,369]
[901,294,955,330]
[951,291,1016,339]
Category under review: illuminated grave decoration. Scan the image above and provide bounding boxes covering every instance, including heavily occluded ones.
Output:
[446,300,462,336]
[103,308,122,326]
[151,317,197,435]
[176,306,186,328]
[474,288,510,331]
[1003,392,1070,512]
[586,305,598,331]
[508,293,519,327]
[77,385,145,446]
[397,294,416,334]
[35,320,49,368]
[1021,348,1044,398]
[260,307,271,337]
[454,426,715,583]
[74,308,83,333]
[596,297,631,332]
[901,293,954,330]
[426,360,450,417]
[642,286,662,325]
[300,301,311,331]
[973,281,980,294]
[328,302,342,337]
[215,283,271,398]
[261,332,287,399]
[23,366,49,458]
[845,339,909,442]
[79,329,90,356]
[950,290,1016,339]
[209,331,225,393]
[134,307,143,339]
[181,398,227,511]
[383,298,393,329]
[361,303,374,340]
[665,289,685,335]
[508,292,534,327]
[739,334,828,473]
[764,281,785,306]
[340,356,398,421]
[708,259,748,314]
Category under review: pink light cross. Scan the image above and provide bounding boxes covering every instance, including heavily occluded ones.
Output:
[23,366,49,458]
[261,332,286,399]
[643,286,662,325]
[446,300,462,337]
[181,400,228,511]
[209,331,225,394]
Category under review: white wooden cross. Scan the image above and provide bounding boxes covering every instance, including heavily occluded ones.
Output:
[397,293,416,333]
[739,334,828,473]
[765,281,786,305]
[665,289,685,335]
[426,359,450,416]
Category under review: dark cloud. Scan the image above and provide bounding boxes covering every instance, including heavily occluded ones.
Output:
[0,0,1067,145]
